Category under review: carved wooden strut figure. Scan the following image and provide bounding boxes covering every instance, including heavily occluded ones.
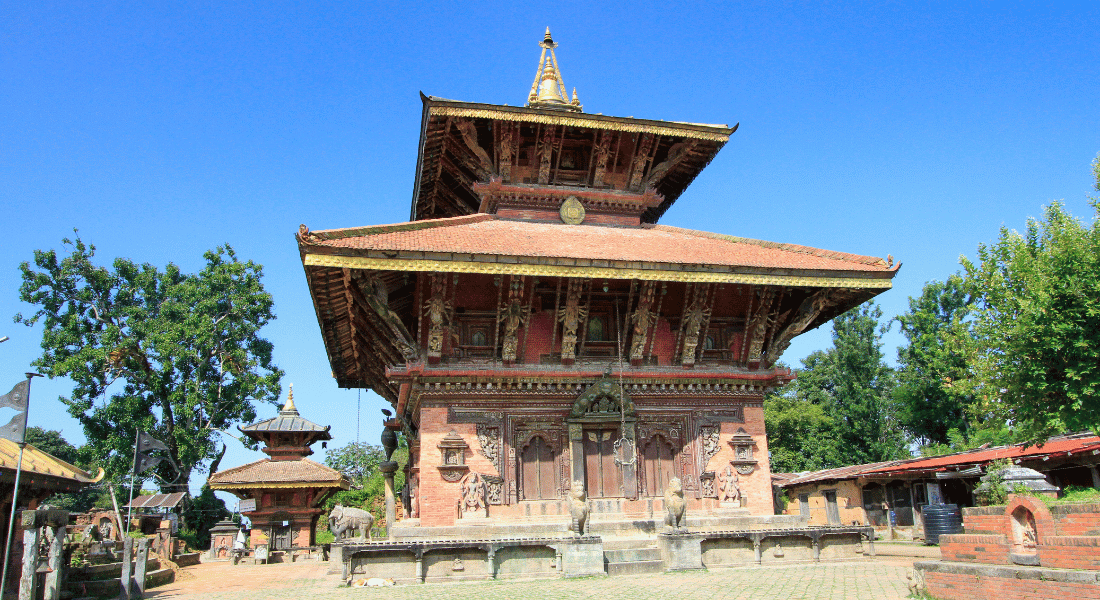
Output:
[499,282,528,363]
[423,274,453,359]
[557,279,586,363]
[680,294,711,366]
[630,282,657,362]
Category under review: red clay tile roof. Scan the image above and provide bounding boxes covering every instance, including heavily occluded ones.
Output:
[303,214,897,275]
[207,459,349,490]
[778,433,1100,487]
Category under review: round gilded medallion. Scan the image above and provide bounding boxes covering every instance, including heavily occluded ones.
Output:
[559,196,586,224]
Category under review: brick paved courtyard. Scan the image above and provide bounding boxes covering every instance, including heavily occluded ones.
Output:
[146,556,917,600]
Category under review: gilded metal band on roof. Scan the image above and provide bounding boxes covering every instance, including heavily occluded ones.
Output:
[429,106,731,142]
[304,254,893,289]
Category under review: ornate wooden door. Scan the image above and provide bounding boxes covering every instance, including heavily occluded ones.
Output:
[519,435,557,500]
[583,429,622,498]
[641,434,677,497]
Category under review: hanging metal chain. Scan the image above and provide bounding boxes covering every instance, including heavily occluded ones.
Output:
[613,311,636,467]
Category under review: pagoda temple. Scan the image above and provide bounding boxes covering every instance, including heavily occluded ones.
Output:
[297,30,898,536]
[208,386,349,550]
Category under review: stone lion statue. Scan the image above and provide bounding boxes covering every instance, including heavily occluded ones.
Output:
[664,477,686,531]
[568,480,589,536]
[328,504,374,542]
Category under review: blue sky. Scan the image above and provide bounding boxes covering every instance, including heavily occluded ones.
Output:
[2,1,1098,498]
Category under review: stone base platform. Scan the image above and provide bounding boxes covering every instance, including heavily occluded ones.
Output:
[334,535,605,584]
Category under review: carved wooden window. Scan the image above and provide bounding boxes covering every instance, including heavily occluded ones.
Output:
[471,330,487,347]
[519,436,557,500]
[641,434,679,497]
[586,316,605,342]
[583,429,622,498]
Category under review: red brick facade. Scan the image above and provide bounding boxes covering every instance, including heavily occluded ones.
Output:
[919,498,1100,600]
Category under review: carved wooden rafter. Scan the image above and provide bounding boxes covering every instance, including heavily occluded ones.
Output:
[746,288,778,365]
[537,125,557,184]
[454,118,493,178]
[628,133,656,191]
[497,122,518,180]
[680,284,713,367]
[423,273,453,362]
[646,140,698,188]
[765,289,837,367]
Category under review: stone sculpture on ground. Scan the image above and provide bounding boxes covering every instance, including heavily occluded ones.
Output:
[328,504,374,541]
[664,477,686,531]
[568,480,589,536]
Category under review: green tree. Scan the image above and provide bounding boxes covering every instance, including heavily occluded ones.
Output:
[957,193,1100,441]
[180,485,229,550]
[15,234,283,490]
[764,377,840,472]
[893,275,977,447]
[24,426,80,464]
[322,440,406,529]
[766,303,908,469]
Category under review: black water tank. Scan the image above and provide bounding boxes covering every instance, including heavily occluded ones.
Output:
[922,504,963,545]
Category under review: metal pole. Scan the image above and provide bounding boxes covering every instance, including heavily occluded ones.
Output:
[1,373,36,598]
[1,444,27,597]
[126,430,140,535]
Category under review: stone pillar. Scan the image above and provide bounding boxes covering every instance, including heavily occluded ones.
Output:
[1090,465,1100,489]
[118,536,134,600]
[18,525,40,600]
[380,461,398,540]
[485,546,496,580]
[44,524,65,600]
[134,538,150,597]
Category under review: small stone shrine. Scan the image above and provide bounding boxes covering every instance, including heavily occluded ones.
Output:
[299,29,889,581]
[208,386,349,552]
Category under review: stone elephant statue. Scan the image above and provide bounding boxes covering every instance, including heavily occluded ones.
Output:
[328,504,374,542]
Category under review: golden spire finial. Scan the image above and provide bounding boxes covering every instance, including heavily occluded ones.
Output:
[282,383,297,413]
[526,28,582,112]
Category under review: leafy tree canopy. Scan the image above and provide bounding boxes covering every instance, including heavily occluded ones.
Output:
[957,194,1100,441]
[893,275,979,447]
[25,426,80,465]
[765,303,909,470]
[15,234,283,490]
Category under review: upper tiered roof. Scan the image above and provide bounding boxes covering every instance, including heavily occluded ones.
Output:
[410,30,737,223]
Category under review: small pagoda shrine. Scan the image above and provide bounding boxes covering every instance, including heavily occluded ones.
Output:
[208,386,348,550]
[297,29,899,538]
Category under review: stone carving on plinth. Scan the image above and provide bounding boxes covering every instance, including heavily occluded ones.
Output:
[459,472,488,518]
[718,465,741,507]
[664,477,686,531]
[328,505,374,541]
[568,480,589,536]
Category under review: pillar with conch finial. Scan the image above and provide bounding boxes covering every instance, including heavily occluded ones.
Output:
[527,27,582,112]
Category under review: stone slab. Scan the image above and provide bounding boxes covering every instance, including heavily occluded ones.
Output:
[657,533,704,571]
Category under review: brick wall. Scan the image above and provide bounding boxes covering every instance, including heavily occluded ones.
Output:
[922,568,1100,600]
[938,534,1010,564]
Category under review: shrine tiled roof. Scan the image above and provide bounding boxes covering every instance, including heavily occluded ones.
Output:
[0,439,103,485]
[777,433,1100,487]
[207,458,349,490]
[300,214,899,286]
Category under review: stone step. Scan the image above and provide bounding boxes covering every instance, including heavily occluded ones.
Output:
[604,547,661,563]
[602,538,660,551]
[605,559,665,576]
